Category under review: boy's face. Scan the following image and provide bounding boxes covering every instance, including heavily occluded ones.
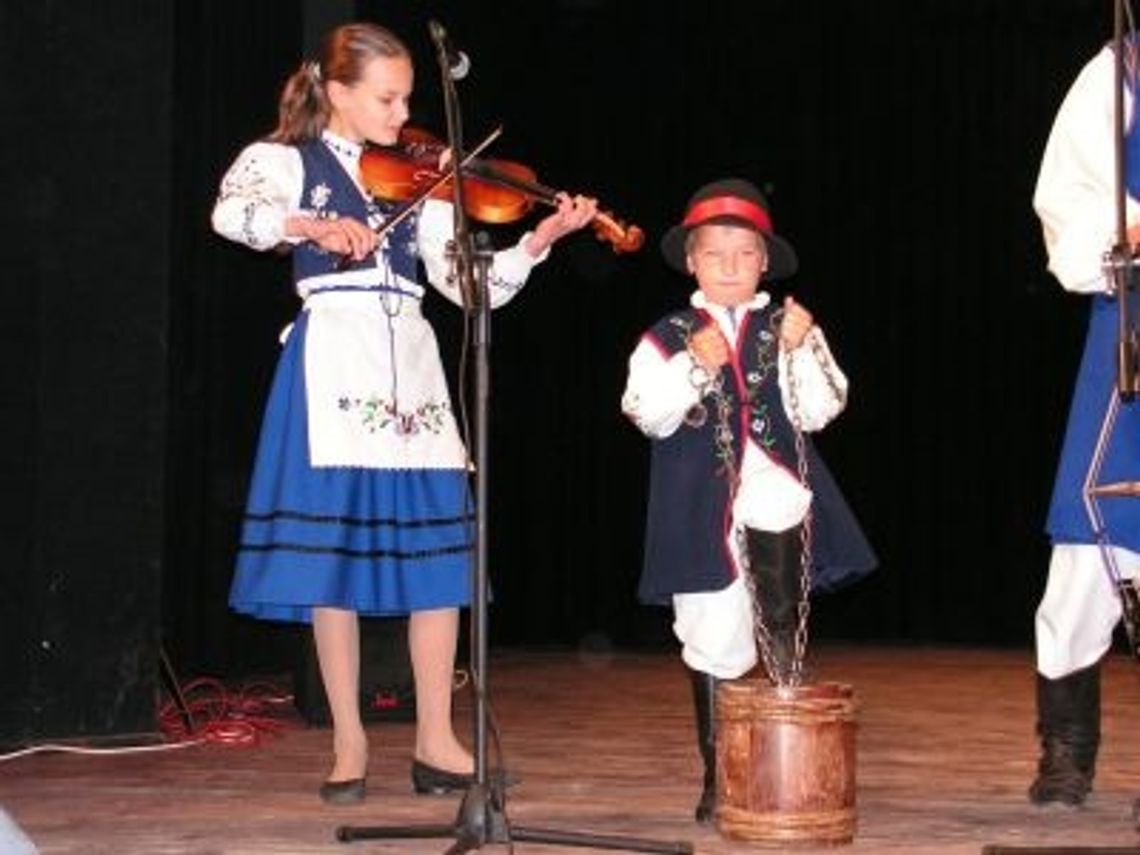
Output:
[685,223,768,307]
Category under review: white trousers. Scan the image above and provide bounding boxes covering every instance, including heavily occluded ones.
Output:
[673,576,758,679]
[1035,543,1140,678]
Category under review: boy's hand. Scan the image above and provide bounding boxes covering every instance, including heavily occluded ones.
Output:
[779,296,814,350]
[690,323,731,372]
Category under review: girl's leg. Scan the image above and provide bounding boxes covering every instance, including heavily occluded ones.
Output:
[312,606,369,782]
[409,607,472,772]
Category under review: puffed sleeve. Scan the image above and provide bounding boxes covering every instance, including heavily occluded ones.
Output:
[1033,47,1140,293]
[211,141,306,251]
[416,199,550,308]
[777,326,848,432]
[621,335,703,439]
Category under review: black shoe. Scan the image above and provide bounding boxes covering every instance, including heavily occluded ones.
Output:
[411,760,518,796]
[695,778,715,824]
[1028,739,1090,807]
[319,777,366,804]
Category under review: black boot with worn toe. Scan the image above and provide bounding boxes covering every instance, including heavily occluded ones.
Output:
[745,525,803,685]
[1028,664,1100,807]
[689,669,718,824]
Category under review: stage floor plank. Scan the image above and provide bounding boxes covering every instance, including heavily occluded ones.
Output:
[3,646,1140,853]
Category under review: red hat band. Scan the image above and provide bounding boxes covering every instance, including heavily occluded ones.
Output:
[682,196,772,234]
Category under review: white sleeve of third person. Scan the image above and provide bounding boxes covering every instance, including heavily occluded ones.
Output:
[1033,47,1140,294]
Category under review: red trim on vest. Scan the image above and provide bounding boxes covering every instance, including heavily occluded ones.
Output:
[682,197,772,233]
[641,330,670,360]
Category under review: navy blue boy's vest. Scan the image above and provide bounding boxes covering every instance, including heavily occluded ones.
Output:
[639,305,793,602]
[294,139,419,283]
[637,305,876,604]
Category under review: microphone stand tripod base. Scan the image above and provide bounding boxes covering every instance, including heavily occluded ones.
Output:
[335,779,694,854]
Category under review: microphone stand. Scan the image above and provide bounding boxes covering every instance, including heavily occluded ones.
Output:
[1083,0,1140,663]
[335,20,692,854]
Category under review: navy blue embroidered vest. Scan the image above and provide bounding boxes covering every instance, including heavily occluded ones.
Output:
[639,305,796,601]
[294,140,419,283]
[657,305,801,466]
[638,305,877,604]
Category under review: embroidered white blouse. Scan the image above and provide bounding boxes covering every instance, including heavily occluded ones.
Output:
[211,131,551,470]
[211,130,549,303]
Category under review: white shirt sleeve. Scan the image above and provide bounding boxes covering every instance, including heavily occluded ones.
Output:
[416,199,549,309]
[211,141,306,251]
[621,337,703,439]
[777,326,849,432]
[1033,47,1140,293]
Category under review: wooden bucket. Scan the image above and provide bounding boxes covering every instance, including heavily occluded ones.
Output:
[716,680,856,846]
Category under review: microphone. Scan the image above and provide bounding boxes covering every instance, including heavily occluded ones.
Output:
[428,20,471,81]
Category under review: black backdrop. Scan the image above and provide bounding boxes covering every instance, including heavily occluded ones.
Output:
[2,1,173,741]
[32,0,1114,686]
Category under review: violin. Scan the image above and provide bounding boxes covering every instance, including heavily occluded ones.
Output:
[359,127,644,254]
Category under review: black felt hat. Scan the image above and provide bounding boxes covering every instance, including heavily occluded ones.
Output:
[660,178,798,280]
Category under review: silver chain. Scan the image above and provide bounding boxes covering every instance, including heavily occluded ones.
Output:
[677,310,844,688]
[732,320,813,687]
[738,315,843,688]
[678,320,741,488]
[808,332,847,409]
[778,333,815,688]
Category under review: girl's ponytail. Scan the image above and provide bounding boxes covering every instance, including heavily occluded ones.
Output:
[268,61,328,144]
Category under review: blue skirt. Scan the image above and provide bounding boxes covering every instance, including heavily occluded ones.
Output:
[229,311,475,624]
[1047,295,1140,552]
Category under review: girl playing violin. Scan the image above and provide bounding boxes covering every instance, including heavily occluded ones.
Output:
[211,21,596,805]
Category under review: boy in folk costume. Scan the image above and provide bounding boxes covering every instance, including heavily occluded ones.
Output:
[622,178,875,822]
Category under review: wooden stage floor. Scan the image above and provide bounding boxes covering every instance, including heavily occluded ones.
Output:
[3,646,1140,854]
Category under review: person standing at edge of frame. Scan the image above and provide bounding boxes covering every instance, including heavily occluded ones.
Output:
[1030,36,1140,810]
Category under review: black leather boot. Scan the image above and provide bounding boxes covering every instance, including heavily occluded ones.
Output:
[1028,663,1100,806]
[745,526,803,685]
[689,669,717,824]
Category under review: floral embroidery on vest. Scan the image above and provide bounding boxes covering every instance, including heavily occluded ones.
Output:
[670,311,780,481]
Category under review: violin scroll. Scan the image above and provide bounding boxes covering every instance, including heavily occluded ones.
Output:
[592,211,644,254]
